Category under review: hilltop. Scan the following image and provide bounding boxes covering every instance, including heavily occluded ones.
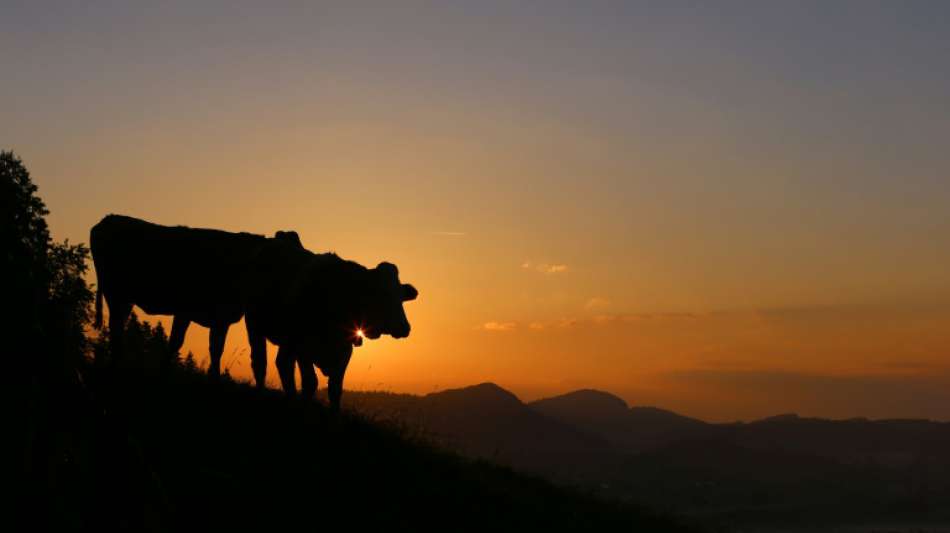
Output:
[530,390,708,451]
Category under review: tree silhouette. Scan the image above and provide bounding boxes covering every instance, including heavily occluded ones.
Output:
[92,311,176,371]
[2,150,93,375]
[183,350,199,372]
[6,149,96,527]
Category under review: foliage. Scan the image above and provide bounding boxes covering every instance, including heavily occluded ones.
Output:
[90,312,178,371]
[7,149,97,530]
[44,240,94,366]
[2,150,93,371]
[183,351,199,372]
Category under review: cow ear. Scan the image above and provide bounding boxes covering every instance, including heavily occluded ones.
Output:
[376,262,399,279]
[274,230,302,248]
[401,283,418,302]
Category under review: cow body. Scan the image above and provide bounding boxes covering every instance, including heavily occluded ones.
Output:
[91,214,274,375]
[91,214,263,326]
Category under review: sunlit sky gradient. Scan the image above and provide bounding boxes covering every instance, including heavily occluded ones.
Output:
[5,2,950,421]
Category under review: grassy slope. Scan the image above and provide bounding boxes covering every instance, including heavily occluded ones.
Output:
[35,362,704,533]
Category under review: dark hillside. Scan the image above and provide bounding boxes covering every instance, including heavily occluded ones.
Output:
[29,361,702,532]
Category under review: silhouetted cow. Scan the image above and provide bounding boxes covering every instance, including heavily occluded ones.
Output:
[240,241,418,409]
[90,215,299,376]
[164,229,304,376]
[90,215,418,410]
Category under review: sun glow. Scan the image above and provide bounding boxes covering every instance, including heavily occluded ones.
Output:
[356,329,365,339]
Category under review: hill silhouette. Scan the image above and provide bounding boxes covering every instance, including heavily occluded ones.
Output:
[530,390,708,451]
[340,385,950,529]
[30,360,702,532]
[348,383,615,481]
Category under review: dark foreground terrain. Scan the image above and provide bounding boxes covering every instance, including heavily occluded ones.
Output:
[24,359,702,533]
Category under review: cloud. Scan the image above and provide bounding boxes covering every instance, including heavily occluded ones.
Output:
[521,312,689,330]
[585,297,611,310]
[620,312,699,321]
[571,312,701,324]
[480,321,517,332]
[432,231,466,236]
[521,261,569,274]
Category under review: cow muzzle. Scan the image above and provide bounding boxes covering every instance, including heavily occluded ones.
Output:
[390,323,411,339]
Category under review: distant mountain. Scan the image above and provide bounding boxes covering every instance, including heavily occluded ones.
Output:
[340,384,950,528]
[423,382,525,415]
[530,389,707,452]
[530,389,631,426]
[728,413,950,466]
[420,384,613,476]
[344,383,615,479]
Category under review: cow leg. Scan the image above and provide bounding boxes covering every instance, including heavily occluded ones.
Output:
[245,317,267,389]
[298,355,317,401]
[327,346,353,413]
[106,298,132,365]
[208,323,230,379]
[169,316,190,356]
[275,346,296,397]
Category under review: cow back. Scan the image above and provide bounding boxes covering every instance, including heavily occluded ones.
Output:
[91,214,268,326]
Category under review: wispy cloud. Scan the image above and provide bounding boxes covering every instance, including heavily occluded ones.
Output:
[585,297,611,310]
[620,312,700,321]
[480,321,518,332]
[521,312,702,331]
[521,261,568,274]
[560,312,700,324]
[519,318,579,330]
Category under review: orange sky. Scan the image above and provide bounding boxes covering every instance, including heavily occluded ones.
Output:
[5,3,950,421]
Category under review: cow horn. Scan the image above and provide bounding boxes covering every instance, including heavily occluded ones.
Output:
[401,283,418,302]
[376,262,398,277]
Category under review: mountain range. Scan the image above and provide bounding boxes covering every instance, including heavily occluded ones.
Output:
[341,382,950,528]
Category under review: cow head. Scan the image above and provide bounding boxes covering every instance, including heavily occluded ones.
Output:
[355,262,418,340]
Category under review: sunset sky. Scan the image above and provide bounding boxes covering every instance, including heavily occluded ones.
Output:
[5,2,950,421]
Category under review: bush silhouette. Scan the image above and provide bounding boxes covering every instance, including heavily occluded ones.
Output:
[90,312,176,372]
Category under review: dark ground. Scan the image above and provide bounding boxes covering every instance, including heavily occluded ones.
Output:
[24,359,705,533]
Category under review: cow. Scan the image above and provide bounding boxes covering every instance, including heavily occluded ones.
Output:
[90,214,418,410]
[240,243,418,409]
[163,229,305,378]
[90,214,298,377]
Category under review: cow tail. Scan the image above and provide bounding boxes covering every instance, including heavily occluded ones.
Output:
[94,286,103,329]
